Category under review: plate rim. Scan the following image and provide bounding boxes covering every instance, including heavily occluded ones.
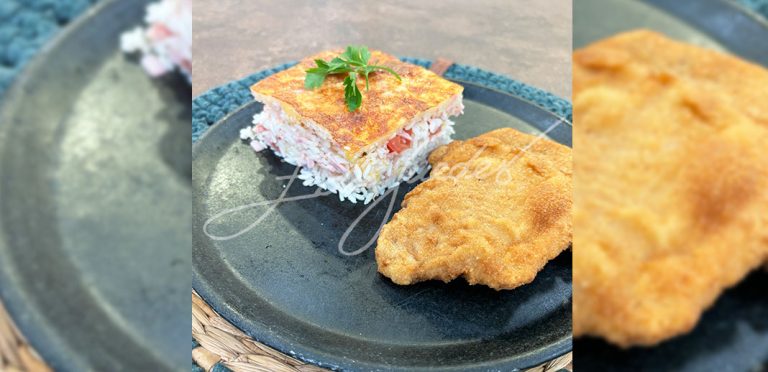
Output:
[192,79,573,371]
[642,0,768,66]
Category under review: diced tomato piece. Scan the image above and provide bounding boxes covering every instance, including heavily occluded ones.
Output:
[386,129,412,154]
[387,137,410,153]
[147,24,173,40]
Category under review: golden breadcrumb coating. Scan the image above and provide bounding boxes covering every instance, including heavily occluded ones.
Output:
[376,128,572,290]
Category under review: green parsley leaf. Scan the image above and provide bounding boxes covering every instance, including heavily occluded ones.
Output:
[360,47,371,64]
[363,69,371,90]
[343,74,362,112]
[305,45,402,111]
[368,65,401,81]
[326,57,351,73]
[341,45,371,66]
[314,59,330,69]
[304,70,326,89]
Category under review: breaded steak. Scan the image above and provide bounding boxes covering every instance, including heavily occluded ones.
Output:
[573,30,768,347]
[376,128,572,290]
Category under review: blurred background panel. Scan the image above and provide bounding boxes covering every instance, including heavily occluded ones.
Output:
[572,0,768,371]
[0,0,190,371]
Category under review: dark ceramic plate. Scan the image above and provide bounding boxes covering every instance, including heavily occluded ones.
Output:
[574,0,768,370]
[193,82,573,371]
[0,0,190,371]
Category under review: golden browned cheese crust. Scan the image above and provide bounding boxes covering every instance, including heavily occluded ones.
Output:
[573,30,768,347]
[376,128,572,290]
[250,50,463,159]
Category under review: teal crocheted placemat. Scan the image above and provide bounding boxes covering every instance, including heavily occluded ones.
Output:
[191,59,572,143]
[0,0,100,98]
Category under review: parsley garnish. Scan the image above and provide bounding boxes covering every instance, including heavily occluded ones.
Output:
[304,46,402,112]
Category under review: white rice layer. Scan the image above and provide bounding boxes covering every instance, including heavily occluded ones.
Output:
[240,94,464,203]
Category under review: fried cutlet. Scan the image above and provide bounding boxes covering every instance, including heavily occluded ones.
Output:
[573,30,768,347]
[376,128,572,290]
